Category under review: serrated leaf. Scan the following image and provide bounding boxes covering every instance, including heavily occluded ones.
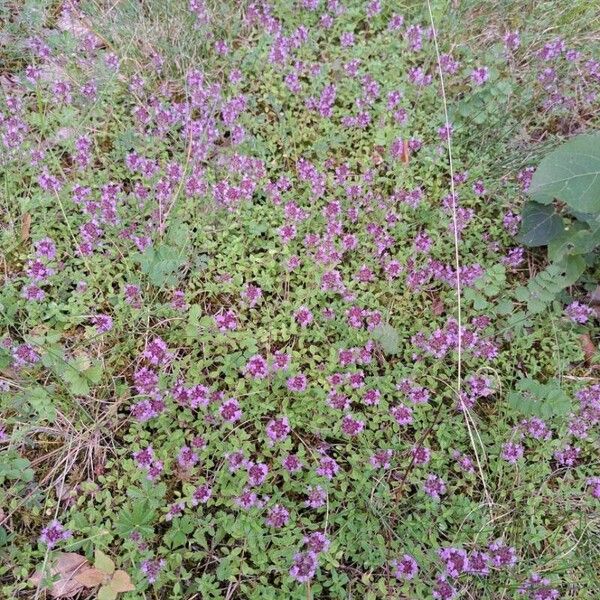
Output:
[115,501,155,539]
[94,550,115,575]
[516,201,564,247]
[529,133,600,212]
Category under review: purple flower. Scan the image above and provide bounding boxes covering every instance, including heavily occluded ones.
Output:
[91,314,113,334]
[282,454,303,473]
[39,520,71,548]
[411,445,431,466]
[341,414,364,436]
[501,441,524,464]
[289,551,318,583]
[423,474,446,500]
[432,576,457,600]
[305,485,327,508]
[471,66,490,86]
[244,354,269,379]
[246,462,268,487]
[340,32,354,47]
[488,540,518,568]
[287,373,308,392]
[35,237,57,259]
[503,31,521,52]
[391,404,413,425]
[519,573,559,600]
[370,449,393,469]
[439,547,469,578]
[140,558,165,583]
[554,445,580,467]
[467,550,490,575]
[220,398,242,423]
[266,416,291,444]
[177,445,198,469]
[22,284,45,302]
[192,484,212,505]
[294,306,313,327]
[586,477,600,499]
[520,417,551,441]
[265,504,290,528]
[565,301,592,324]
[143,337,171,366]
[304,531,330,554]
[391,554,418,580]
[214,310,237,331]
[236,489,258,509]
[12,344,41,368]
[317,456,340,481]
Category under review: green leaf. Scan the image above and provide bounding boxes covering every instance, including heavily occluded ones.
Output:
[95,549,115,575]
[370,324,400,355]
[570,209,600,232]
[516,201,564,247]
[26,386,57,423]
[515,256,586,314]
[528,133,600,212]
[115,501,156,539]
[135,245,186,287]
[508,378,571,418]
[97,586,118,600]
[547,224,600,261]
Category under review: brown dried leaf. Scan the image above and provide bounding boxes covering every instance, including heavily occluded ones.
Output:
[75,567,107,587]
[431,295,445,316]
[580,333,597,364]
[29,552,90,598]
[371,145,385,166]
[108,570,135,593]
[589,285,600,305]
[401,139,410,165]
[21,213,31,242]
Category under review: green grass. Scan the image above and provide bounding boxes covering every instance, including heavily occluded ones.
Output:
[0,1,599,599]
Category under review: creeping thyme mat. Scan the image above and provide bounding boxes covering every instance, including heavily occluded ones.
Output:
[1,1,599,599]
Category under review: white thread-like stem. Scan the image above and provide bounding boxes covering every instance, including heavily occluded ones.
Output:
[426,0,493,509]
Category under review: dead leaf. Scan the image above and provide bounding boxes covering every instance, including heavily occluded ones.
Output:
[109,570,135,593]
[580,333,597,365]
[75,567,107,587]
[29,552,90,598]
[371,145,385,166]
[21,213,31,242]
[401,139,410,165]
[431,295,445,316]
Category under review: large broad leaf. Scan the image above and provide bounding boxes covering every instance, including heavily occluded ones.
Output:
[529,133,600,212]
[547,223,600,262]
[516,201,564,247]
